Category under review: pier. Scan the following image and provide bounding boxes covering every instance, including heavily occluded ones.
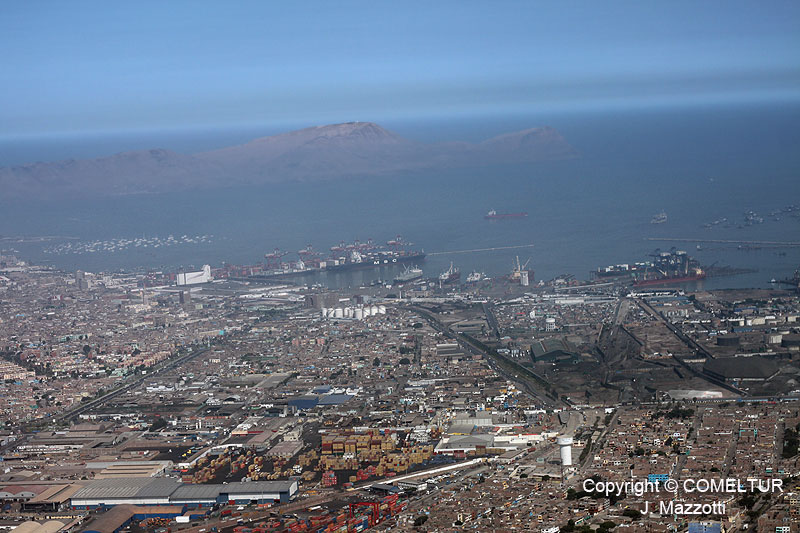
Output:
[427,243,535,256]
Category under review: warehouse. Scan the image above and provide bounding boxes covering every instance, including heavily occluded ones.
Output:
[71,478,180,509]
[70,478,298,509]
[221,480,298,505]
[703,356,779,384]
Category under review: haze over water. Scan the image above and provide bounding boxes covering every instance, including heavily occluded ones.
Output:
[1,102,799,290]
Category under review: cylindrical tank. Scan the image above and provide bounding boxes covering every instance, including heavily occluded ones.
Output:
[327,308,335,318]
[354,308,364,320]
[334,308,344,318]
[378,305,386,314]
[344,307,353,318]
[321,307,328,318]
[557,436,573,466]
[370,305,379,316]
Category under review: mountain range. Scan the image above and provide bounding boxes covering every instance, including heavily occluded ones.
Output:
[0,122,577,198]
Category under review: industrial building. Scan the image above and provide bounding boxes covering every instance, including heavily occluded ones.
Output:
[176,264,212,286]
[703,356,780,384]
[70,478,298,509]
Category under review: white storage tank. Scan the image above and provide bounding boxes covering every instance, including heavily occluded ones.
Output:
[344,307,353,318]
[557,436,573,466]
[354,307,364,320]
[378,305,386,314]
[321,307,328,318]
[370,305,379,316]
[334,308,344,318]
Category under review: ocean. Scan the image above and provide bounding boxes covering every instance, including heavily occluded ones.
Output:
[1,102,799,290]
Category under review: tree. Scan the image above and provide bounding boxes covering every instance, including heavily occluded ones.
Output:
[82,345,91,355]
[149,417,168,432]
[399,357,411,365]
[413,515,428,527]
[373,357,381,367]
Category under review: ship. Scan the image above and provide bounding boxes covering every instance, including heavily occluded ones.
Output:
[594,250,706,286]
[253,240,426,280]
[485,209,528,220]
[633,272,706,287]
[466,271,485,283]
[439,262,460,284]
[651,211,668,224]
[393,265,423,284]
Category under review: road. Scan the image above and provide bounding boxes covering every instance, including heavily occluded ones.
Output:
[54,347,211,422]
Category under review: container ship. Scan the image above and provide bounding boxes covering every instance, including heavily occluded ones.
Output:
[594,250,705,286]
[253,237,425,280]
[485,209,528,219]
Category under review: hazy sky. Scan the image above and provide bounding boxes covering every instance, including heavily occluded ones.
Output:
[2,1,798,137]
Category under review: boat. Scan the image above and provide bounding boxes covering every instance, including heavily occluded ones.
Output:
[633,273,706,287]
[393,265,423,284]
[439,262,460,284]
[466,271,485,283]
[651,211,668,224]
[485,209,528,219]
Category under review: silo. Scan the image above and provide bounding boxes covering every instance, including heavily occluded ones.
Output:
[557,436,573,467]
[321,307,328,318]
[354,307,364,320]
[370,305,379,316]
[327,308,335,318]
[378,305,386,314]
[334,308,344,318]
[344,307,353,318]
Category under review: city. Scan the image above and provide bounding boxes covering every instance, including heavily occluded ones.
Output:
[1,250,799,532]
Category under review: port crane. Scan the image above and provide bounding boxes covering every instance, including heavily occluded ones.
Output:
[510,256,530,281]
[264,247,289,269]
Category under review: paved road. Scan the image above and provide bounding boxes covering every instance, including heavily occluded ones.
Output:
[54,347,211,422]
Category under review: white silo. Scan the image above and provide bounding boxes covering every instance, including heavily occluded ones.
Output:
[520,271,529,286]
[334,308,344,318]
[378,305,386,314]
[327,308,335,318]
[321,307,328,318]
[557,436,573,467]
[370,305,379,316]
[344,307,353,318]
[354,307,364,320]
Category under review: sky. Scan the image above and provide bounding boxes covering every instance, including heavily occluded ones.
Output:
[1,1,799,138]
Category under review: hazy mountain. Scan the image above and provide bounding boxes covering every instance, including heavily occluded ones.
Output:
[0,122,576,198]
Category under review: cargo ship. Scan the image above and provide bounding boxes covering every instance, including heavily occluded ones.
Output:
[651,211,668,224]
[594,250,705,286]
[253,239,426,280]
[439,262,460,284]
[633,272,706,287]
[393,265,423,284]
[466,271,485,283]
[485,209,528,219]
